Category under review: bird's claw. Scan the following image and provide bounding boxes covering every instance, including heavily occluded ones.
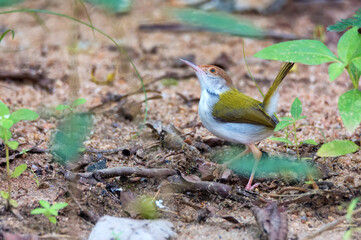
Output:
[245,182,260,191]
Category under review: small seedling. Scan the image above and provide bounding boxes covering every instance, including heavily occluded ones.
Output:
[269,98,317,159]
[0,100,39,209]
[31,200,68,229]
[56,98,87,112]
[343,198,360,240]
[255,8,361,135]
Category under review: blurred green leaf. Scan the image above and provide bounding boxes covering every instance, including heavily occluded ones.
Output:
[9,199,18,208]
[327,8,361,32]
[0,191,9,199]
[337,27,361,64]
[48,216,57,224]
[172,8,265,38]
[338,89,361,133]
[39,200,51,209]
[317,140,359,157]
[0,29,14,42]
[1,119,13,129]
[50,113,93,165]
[0,101,9,117]
[85,0,132,13]
[56,105,70,111]
[254,40,338,64]
[291,98,302,120]
[133,196,158,219]
[274,121,293,132]
[346,198,359,222]
[7,140,19,150]
[10,109,39,124]
[269,137,293,145]
[71,98,87,107]
[0,0,24,7]
[51,202,68,210]
[30,208,47,215]
[280,117,293,121]
[161,78,178,87]
[302,139,318,145]
[328,62,345,81]
[11,163,27,178]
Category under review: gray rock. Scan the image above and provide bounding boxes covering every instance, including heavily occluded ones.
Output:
[88,216,177,240]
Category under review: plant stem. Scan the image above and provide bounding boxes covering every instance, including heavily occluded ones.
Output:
[293,122,300,160]
[5,141,11,209]
[346,65,358,89]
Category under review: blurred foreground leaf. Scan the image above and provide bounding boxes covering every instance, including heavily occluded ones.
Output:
[211,146,319,179]
[85,0,132,13]
[171,8,265,38]
[50,113,93,165]
[317,140,359,157]
[0,0,23,7]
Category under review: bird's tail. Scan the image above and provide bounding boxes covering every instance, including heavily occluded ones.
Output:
[263,62,294,116]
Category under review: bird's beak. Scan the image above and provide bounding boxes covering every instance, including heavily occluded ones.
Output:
[179,59,203,73]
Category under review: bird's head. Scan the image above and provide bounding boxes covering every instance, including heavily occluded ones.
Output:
[180,59,234,95]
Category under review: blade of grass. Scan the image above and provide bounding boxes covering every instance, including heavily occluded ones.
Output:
[77,0,96,38]
[0,8,147,136]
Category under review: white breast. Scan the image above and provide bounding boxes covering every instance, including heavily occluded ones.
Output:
[198,90,274,145]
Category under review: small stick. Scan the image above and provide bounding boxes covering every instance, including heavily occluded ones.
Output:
[301,207,361,240]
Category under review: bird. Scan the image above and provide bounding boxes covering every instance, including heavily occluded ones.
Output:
[180,59,294,190]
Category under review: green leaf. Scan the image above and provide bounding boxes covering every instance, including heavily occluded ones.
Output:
[0,191,9,199]
[349,61,361,87]
[10,109,39,124]
[55,105,70,111]
[302,139,318,145]
[85,0,132,13]
[0,0,24,7]
[346,198,359,222]
[9,199,18,208]
[280,117,293,121]
[39,200,51,209]
[327,9,361,32]
[0,128,12,141]
[317,140,359,157]
[1,119,13,129]
[254,40,338,64]
[51,202,68,210]
[0,29,14,42]
[11,163,27,178]
[7,140,19,150]
[328,62,345,81]
[71,98,87,107]
[337,27,361,63]
[30,208,47,214]
[338,89,361,133]
[290,98,302,120]
[269,137,293,145]
[48,216,57,224]
[274,121,293,132]
[48,208,58,216]
[0,101,9,117]
[171,8,265,38]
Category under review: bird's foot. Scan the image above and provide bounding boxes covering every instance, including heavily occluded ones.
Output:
[245,182,260,191]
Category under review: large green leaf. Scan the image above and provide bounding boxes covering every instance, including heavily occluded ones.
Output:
[172,8,265,38]
[338,89,361,133]
[0,0,24,7]
[337,27,361,64]
[10,109,39,124]
[0,119,13,129]
[254,40,338,64]
[7,140,19,150]
[0,101,9,117]
[317,140,359,157]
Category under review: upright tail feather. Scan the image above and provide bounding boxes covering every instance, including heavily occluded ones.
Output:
[263,62,294,115]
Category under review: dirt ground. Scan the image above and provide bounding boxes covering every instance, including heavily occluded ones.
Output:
[1,0,361,239]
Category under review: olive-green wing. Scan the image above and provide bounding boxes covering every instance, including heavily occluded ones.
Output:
[212,88,277,127]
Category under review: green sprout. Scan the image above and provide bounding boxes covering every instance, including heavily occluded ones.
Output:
[255,8,361,140]
[56,98,87,112]
[0,100,39,209]
[31,200,68,228]
[269,97,317,159]
[343,198,360,240]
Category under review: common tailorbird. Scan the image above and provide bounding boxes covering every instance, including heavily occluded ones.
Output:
[181,59,294,190]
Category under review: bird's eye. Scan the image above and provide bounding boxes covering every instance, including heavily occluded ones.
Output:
[210,68,216,73]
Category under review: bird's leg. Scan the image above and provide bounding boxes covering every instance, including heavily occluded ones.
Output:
[245,144,262,191]
[223,145,251,167]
